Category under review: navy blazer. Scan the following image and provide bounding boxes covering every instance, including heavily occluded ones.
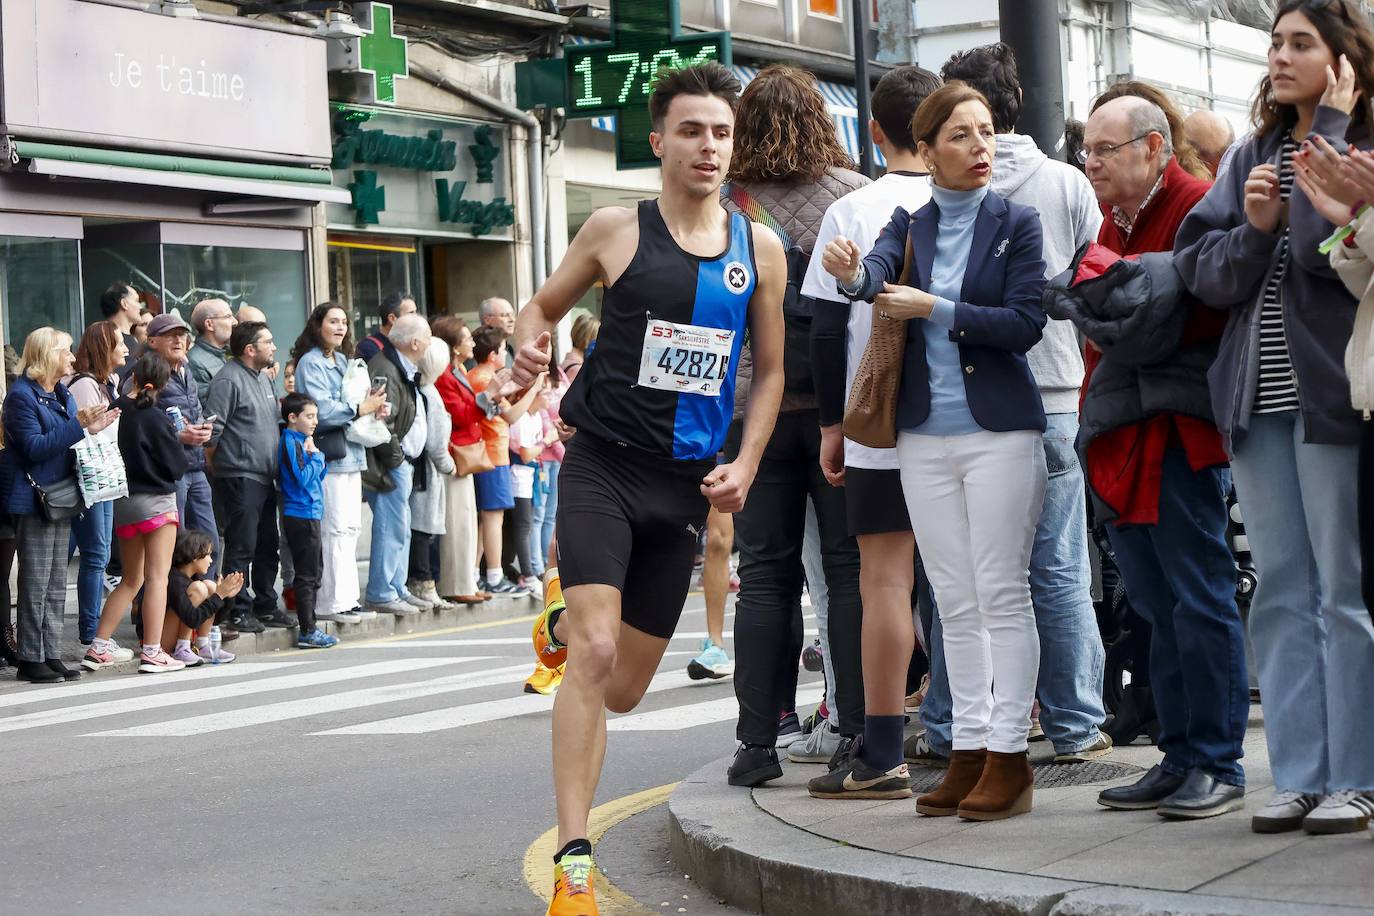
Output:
[853,190,1049,433]
[1,375,84,516]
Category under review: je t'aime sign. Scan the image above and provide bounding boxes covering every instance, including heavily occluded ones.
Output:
[0,0,330,163]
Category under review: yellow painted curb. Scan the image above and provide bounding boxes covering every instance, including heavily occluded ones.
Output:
[523,782,680,914]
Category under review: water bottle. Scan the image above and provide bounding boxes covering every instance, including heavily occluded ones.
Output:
[209,625,222,665]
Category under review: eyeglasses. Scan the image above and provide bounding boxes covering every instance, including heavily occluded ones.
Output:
[1076,133,1153,165]
[209,313,235,322]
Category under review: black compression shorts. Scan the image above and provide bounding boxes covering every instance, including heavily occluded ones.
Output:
[556,433,713,639]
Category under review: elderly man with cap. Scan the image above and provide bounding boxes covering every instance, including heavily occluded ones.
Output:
[133,313,234,640]
[188,298,236,402]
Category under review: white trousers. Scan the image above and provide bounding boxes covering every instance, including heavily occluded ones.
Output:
[897,429,1046,753]
[318,470,363,616]
[438,473,480,598]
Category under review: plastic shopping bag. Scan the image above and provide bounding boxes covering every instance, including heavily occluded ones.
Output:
[345,414,391,448]
[341,358,371,408]
[72,433,128,507]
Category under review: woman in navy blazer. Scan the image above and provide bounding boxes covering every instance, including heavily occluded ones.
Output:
[824,83,1049,821]
[2,327,118,683]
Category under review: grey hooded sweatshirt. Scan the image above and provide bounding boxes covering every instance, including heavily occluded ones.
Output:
[992,133,1104,414]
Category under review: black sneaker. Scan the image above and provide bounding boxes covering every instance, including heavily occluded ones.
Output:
[256,608,296,629]
[727,743,783,787]
[808,753,912,800]
[16,661,62,684]
[230,615,266,634]
[45,658,81,681]
[775,711,803,749]
[828,734,858,772]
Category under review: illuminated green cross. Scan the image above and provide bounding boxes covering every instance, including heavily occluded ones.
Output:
[348,170,386,225]
[357,2,409,106]
[564,0,731,169]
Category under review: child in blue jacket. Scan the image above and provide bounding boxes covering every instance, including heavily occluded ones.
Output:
[279,392,337,649]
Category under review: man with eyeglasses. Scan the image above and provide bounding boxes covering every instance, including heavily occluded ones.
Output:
[1079,94,1247,820]
[188,298,237,403]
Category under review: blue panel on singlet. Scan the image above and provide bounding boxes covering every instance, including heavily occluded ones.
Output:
[671,212,756,460]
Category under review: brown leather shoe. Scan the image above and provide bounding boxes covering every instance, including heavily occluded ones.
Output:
[450,594,488,605]
[958,750,1034,821]
[915,749,987,816]
[218,623,240,643]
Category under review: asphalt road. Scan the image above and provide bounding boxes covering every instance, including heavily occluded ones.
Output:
[0,592,819,915]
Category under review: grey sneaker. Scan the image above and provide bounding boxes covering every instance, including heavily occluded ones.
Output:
[351,607,378,620]
[402,593,435,611]
[1053,732,1113,764]
[1253,791,1322,834]
[368,600,417,617]
[1302,790,1374,835]
[903,732,950,768]
[325,608,361,624]
[789,722,842,764]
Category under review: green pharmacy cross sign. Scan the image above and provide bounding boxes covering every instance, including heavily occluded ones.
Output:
[521,0,730,169]
[356,2,409,106]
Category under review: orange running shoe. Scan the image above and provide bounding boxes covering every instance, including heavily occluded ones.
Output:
[546,853,597,915]
[524,661,565,696]
[532,572,568,668]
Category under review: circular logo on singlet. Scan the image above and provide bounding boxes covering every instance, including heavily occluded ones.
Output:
[724,260,751,295]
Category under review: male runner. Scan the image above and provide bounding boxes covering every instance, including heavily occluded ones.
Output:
[509,62,786,916]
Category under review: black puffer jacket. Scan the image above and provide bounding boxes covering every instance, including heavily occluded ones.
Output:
[1043,243,1217,452]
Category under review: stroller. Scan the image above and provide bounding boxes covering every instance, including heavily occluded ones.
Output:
[1092,486,1257,745]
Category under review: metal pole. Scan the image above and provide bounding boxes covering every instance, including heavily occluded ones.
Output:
[998,0,1066,160]
[852,0,874,177]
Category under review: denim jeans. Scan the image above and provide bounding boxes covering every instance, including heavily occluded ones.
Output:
[69,500,112,644]
[1029,414,1106,753]
[1232,412,1374,793]
[364,460,415,605]
[176,470,219,577]
[1107,449,1247,787]
[531,460,560,575]
[918,416,1103,754]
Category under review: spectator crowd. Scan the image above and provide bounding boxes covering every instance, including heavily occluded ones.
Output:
[3,0,1374,849]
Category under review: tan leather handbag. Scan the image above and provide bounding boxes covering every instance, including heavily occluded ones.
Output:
[842,236,915,450]
[449,440,494,477]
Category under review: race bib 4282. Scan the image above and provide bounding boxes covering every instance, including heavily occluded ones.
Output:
[637,319,735,396]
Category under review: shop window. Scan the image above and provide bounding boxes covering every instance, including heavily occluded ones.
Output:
[0,237,82,350]
[327,236,421,343]
[162,244,307,383]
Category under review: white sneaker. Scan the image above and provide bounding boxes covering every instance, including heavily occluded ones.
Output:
[325,609,361,624]
[402,593,434,611]
[103,574,121,593]
[789,723,843,764]
[1303,790,1374,835]
[1252,791,1322,834]
[106,639,134,664]
[369,600,417,617]
[350,607,377,620]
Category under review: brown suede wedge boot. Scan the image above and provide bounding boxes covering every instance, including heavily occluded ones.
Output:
[914,749,987,816]
[957,750,1034,821]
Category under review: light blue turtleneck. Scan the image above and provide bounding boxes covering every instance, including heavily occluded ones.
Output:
[909,183,988,437]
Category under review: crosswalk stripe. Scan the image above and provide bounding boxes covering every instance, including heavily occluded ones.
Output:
[86,662,536,737]
[607,684,824,732]
[0,657,484,735]
[0,662,312,710]
[314,669,715,736]
[366,630,814,648]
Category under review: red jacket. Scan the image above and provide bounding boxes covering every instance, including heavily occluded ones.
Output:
[435,366,484,448]
[1087,158,1229,526]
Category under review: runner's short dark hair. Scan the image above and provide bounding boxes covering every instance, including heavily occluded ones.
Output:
[472,325,506,364]
[649,62,742,132]
[871,67,943,154]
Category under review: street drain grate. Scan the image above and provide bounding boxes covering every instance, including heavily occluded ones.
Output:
[906,759,1145,793]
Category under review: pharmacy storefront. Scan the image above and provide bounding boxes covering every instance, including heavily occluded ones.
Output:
[326,104,518,333]
[0,0,344,351]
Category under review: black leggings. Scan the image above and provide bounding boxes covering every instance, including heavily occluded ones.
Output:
[1360,420,1374,623]
[512,497,534,579]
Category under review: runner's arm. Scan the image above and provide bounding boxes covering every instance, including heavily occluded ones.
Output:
[512,208,625,387]
[734,226,788,471]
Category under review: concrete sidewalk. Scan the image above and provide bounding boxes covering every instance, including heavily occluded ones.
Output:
[671,714,1374,915]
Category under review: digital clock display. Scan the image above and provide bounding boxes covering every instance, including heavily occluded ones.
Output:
[566,38,725,112]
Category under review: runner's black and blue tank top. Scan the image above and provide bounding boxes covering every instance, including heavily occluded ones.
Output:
[560,200,757,461]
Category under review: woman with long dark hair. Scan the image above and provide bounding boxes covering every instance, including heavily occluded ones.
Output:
[293,303,386,624]
[722,65,870,789]
[85,352,188,673]
[1174,0,1374,835]
[66,321,128,651]
[2,328,118,682]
